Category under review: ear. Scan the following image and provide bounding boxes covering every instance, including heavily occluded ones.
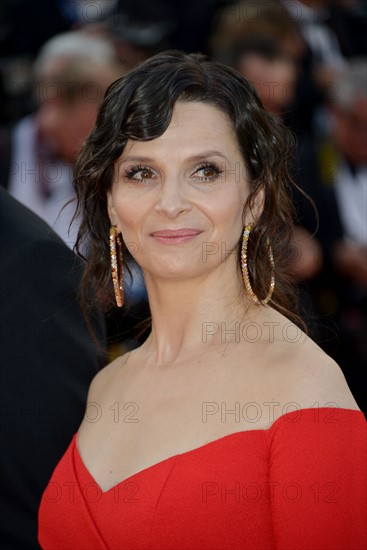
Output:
[107,191,119,229]
[244,186,265,226]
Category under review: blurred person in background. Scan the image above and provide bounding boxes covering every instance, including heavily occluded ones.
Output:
[208,0,367,137]
[208,0,312,135]
[1,29,125,248]
[0,186,106,549]
[313,58,367,414]
[227,34,367,414]
[229,34,324,333]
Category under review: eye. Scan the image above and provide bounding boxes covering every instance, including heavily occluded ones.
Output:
[124,165,156,183]
[193,162,222,182]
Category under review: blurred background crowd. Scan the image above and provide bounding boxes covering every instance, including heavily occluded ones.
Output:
[1,0,366,412]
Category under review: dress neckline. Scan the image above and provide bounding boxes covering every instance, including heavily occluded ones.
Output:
[74,407,363,495]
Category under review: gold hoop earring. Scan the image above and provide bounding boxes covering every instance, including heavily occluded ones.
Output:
[110,226,124,307]
[241,225,275,305]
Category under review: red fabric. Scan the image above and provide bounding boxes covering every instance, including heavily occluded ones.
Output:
[38,408,367,549]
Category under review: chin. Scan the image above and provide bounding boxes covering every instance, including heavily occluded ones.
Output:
[143,257,207,280]
[151,265,198,279]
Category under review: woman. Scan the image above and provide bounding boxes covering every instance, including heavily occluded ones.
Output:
[38,51,366,549]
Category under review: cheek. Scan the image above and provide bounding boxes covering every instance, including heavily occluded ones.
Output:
[114,207,143,260]
[117,208,140,238]
[203,203,244,258]
[111,194,147,244]
[211,188,247,227]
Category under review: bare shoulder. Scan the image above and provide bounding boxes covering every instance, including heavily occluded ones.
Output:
[77,352,131,441]
[278,336,360,411]
[85,352,130,402]
[261,310,360,412]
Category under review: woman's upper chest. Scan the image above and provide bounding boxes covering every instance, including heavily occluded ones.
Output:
[77,354,284,492]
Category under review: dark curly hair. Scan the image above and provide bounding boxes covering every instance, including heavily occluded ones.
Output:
[73,49,301,327]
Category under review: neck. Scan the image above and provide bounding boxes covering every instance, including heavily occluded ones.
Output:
[139,259,256,365]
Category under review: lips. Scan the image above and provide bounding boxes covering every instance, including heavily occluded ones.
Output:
[150,229,203,238]
[149,228,203,243]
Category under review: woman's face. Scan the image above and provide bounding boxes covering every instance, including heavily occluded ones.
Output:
[108,101,261,279]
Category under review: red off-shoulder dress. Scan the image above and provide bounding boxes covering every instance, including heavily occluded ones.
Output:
[38,408,366,549]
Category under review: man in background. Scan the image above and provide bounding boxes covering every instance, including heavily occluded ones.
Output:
[0,187,106,549]
[2,29,124,247]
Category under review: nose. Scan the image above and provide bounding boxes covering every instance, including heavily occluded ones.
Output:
[154,179,192,219]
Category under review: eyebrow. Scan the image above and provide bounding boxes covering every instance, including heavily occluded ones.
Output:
[119,150,232,164]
